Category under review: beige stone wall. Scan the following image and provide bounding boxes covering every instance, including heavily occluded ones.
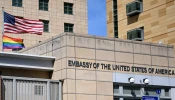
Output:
[106,0,114,38]
[0,68,50,78]
[0,0,88,52]
[20,33,175,100]
[107,0,175,53]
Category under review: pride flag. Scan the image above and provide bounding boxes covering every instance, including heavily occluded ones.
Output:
[3,35,25,49]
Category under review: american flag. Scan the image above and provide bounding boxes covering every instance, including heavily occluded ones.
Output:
[4,12,43,35]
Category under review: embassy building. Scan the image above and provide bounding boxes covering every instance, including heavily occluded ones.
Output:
[0,0,88,51]
[1,33,175,100]
[106,0,175,54]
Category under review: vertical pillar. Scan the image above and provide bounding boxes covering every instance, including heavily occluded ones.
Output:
[13,79,16,100]
[59,81,62,100]
[170,88,175,100]
[141,88,145,95]
[161,89,165,97]
[119,86,123,95]
[47,81,50,100]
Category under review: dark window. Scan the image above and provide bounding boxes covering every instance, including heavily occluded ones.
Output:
[113,0,118,38]
[64,23,74,32]
[165,88,170,96]
[64,2,73,15]
[126,1,142,14]
[127,28,143,41]
[34,85,43,95]
[12,0,22,7]
[40,20,49,32]
[12,48,23,52]
[39,0,49,11]
[144,87,161,95]
[113,84,119,94]
[123,86,141,95]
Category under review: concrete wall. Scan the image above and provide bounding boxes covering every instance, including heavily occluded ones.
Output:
[171,88,175,100]
[0,0,88,51]
[20,33,175,100]
[107,0,175,53]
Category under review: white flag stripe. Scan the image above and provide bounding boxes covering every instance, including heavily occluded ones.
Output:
[16,18,43,24]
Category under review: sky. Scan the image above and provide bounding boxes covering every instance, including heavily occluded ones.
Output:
[88,0,107,37]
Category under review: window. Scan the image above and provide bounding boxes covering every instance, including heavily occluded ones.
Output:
[39,0,49,11]
[12,48,23,52]
[127,28,144,41]
[113,0,118,38]
[126,1,142,16]
[113,85,119,94]
[64,23,74,32]
[145,87,161,95]
[34,85,43,95]
[165,88,170,96]
[40,20,49,32]
[123,86,141,95]
[64,2,73,15]
[12,0,22,7]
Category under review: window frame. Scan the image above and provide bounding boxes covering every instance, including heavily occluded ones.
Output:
[64,2,73,15]
[12,0,23,7]
[64,23,74,32]
[126,1,143,16]
[34,85,44,95]
[40,20,49,32]
[113,0,118,38]
[127,28,144,41]
[39,0,49,11]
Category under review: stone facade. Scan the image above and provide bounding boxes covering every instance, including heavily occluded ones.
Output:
[107,0,175,53]
[19,33,175,100]
[0,0,88,51]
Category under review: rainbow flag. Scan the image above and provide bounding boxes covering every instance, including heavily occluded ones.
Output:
[3,35,25,49]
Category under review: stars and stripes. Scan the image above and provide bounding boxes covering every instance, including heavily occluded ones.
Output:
[4,12,43,35]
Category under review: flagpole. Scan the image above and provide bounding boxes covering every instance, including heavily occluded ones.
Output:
[2,7,4,52]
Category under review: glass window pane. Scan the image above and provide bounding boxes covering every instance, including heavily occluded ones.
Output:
[69,11,72,14]
[114,10,117,15]
[126,5,131,13]
[145,87,160,96]
[68,7,72,11]
[114,16,118,21]
[44,7,48,11]
[18,3,22,7]
[64,23,74,32]
[113,85,119,93]
[69,28,73,32]
[165,89,170,96]
[19,0,22,3]
[64,2,73,15]
[136,2,141,10]
[44,3,48,7]
[12,0,22,7]
[123,86,141,95]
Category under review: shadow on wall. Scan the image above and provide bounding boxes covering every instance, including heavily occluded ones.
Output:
[127,14,139,25]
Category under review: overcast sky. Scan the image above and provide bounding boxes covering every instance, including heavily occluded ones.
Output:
[88,0,107,37]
